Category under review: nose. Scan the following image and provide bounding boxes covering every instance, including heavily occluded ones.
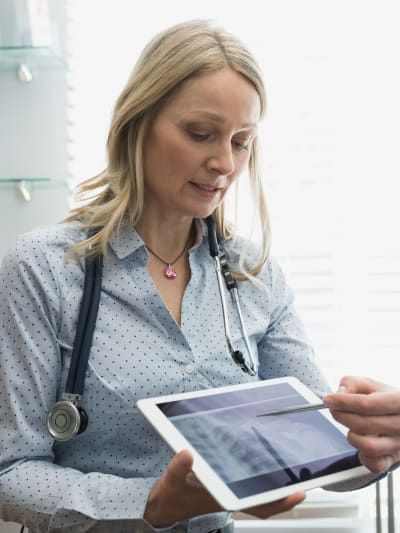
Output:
[206,142,235,176]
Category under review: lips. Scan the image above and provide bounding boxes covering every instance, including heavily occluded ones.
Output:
[195,184,217,192]
[190,182,222,192]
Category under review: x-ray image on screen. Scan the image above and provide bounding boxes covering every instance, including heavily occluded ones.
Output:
[160,382,360,497]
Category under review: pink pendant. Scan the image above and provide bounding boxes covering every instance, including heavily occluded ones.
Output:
[164,265,177,279]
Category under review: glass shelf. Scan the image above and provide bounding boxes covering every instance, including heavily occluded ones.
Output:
[0,46,64,70]
[0,178,67,202]
[0,177,68,188]
[0,177,50,183]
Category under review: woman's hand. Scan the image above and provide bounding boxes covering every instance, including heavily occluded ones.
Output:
[144,450,305,528]
[324,376,400,474]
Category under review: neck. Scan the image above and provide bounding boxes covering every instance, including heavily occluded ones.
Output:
[136,214,195,258]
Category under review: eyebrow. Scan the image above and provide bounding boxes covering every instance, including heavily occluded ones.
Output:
[183,110,258,130]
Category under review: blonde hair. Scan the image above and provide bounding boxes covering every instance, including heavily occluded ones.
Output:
[64,19,271,280]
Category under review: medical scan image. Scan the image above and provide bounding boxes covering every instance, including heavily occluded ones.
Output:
[160,383,360,496]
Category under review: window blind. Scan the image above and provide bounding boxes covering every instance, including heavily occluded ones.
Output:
[65,0,400,386]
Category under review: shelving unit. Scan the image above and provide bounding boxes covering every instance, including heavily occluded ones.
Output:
[0,178,67,202]
[0,46,63,81]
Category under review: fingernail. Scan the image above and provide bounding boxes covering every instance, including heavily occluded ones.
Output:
[337,385,347,393]
[324,397,337,408]
[177,451,190,466]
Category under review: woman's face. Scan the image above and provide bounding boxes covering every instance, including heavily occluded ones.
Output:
[142,67,260,221]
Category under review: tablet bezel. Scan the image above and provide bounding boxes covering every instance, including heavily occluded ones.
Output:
[137,377,369,511]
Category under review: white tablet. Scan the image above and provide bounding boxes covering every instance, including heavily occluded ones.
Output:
[137,377,369,511]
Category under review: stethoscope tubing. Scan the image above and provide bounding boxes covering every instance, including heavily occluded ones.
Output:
[212,253,257,376]
[205,216,258,376]
[230,286,258,375]
[47,218,258,441]
[212,255,237,356]
[65,253,102,396]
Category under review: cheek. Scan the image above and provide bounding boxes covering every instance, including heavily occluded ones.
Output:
[148,131,200,176]
[166,138,201,173]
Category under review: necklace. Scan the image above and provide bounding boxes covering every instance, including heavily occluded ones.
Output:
[146,237,190,280]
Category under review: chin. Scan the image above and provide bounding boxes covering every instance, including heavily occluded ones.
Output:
[188,208,218,220]
[185,201,222,220]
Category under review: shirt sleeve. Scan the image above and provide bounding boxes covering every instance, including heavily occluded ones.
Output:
[0,235,164,532]
[256,257,331,397]
[255,257,383,491]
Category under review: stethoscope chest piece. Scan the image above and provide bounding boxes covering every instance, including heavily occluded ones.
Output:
[46,400,88,441]
[46,222,258,443]
[46,249,100,442]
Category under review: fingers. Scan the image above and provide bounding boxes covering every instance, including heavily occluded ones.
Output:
[329,411,400,436]
[152,450,196,510]
[357,451,395,474]
[340,376,393,394]
[324,386,400,417]
[266,492,306,516]
[348,431,400,458]
[329,409,400,471]
[322,376,400,475]
[327,397,400,474]
[165,449,193,483]
[247,492,306,519]
[145,450,220,527]
[335,376,395,395]
[345,431,400,473]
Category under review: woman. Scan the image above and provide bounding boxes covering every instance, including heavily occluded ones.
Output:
[0,19,399,533]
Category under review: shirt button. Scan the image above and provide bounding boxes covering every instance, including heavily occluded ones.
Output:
[184,363,195,375]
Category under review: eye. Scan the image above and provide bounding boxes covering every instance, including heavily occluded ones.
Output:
[232,139,251,151]
[188,131,211,143]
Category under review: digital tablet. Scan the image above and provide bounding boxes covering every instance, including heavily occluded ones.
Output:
[137,377,369,511]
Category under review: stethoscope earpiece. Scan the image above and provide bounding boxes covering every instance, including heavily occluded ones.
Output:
[46,400,88,442]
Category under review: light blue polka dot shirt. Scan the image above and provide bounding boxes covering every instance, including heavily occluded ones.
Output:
[0,221,332,532]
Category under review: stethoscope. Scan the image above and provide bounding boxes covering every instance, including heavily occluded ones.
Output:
[46,216,258,441]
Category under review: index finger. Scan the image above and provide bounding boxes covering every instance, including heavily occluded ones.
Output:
[337,376,396,395]
[324,390,400,416]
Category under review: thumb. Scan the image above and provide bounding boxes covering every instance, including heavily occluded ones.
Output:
[165,450,193,484]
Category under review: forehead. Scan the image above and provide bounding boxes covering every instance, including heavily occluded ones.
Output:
[161,67,261,128]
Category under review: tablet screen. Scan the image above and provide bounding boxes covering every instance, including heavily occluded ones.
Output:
[158,382,360,498]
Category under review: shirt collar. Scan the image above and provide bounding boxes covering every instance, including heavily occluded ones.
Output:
[108,219,207,260]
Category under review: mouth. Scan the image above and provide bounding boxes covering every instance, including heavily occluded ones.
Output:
[190,182,222,197]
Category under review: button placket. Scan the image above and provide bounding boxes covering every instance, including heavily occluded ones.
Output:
[184,363,195,375]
